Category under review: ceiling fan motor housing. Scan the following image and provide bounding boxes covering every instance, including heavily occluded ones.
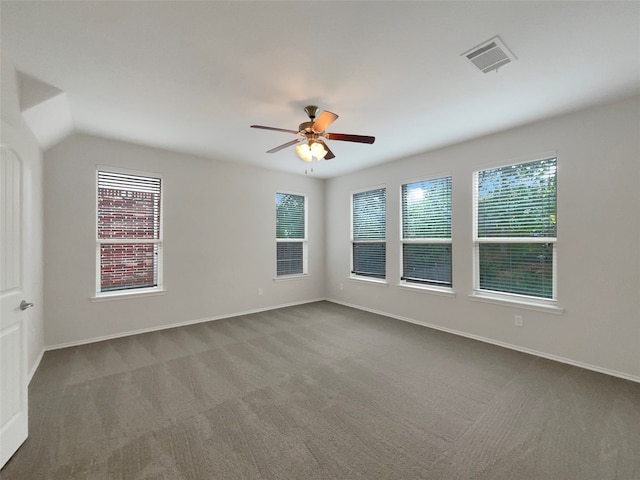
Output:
[299,121,314,133]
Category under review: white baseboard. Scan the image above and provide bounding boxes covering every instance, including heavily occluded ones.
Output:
[327,298,640,384]
[28,348,45,385]
[42,297,638,384]
[45,298,326,351]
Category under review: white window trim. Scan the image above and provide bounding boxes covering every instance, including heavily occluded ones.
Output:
[472,154,559,309]
[399,173,454,295]
[349,275,389,286]
[350,184,387,282]
[273,273,309,282]
[275,191,308,278]
[468,291,563,314]
[469,150,558,176]
[94,166,164,299]
[91,287,166,302]
[398,282,456,297]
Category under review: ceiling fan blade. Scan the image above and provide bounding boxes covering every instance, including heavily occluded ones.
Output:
[325,133,375,144]
[251,125,300,134]
[266,137,304,153]
[312,111,338,133]
[317,140,335,160]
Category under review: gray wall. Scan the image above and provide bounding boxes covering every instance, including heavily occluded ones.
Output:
[325,96,640,380]
[41,96,639,380]
[44,134,326,346]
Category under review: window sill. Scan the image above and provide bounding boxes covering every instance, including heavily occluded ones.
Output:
[273,273,309,282]
[91,288,166,302]
[398,283,456,298]
[468,291,564,314]
[349,275,389,286]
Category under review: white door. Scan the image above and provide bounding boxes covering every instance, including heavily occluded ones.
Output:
[0,145,29,468]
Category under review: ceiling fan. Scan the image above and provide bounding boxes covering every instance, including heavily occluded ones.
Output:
[251,105,375,164]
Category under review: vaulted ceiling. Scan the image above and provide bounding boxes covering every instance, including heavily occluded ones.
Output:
[2,1,639,178]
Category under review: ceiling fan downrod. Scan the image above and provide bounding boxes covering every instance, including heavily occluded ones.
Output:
[304,105,319,121]
[299,105,319,133]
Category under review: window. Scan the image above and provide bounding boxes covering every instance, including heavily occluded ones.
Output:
[276,192,307,276]
[97,169,162,294]
[474,157,557,300]
[352,187,386,279]
[401,176,452,287]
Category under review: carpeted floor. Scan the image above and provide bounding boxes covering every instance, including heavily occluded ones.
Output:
[2,301,639,479]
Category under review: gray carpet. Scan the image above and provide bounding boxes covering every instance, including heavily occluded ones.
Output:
[2,301,639,479]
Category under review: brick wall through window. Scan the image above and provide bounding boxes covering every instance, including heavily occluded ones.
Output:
[97,172,161,293]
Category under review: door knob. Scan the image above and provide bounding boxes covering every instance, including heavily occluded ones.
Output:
[20,300,34,311]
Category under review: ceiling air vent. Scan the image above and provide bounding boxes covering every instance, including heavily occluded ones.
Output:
[462,36,516,73]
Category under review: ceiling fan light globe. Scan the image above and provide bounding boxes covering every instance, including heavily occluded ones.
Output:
[295,144,313,162]
[310,141,327,159]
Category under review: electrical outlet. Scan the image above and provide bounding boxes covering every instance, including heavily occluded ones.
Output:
[257,288,263,296]
[339,283,344,291]
[514,315,524,327]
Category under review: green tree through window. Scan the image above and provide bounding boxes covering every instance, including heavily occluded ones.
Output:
[276,193,306,276]
[352,188,386,279]
[475,158,557,299]
[401,176,452,286]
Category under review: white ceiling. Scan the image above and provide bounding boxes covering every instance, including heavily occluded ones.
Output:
[2,1,639,178]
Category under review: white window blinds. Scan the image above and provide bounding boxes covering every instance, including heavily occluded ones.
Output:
[276,193,306,276]
[97,170,162,293]
[401,176,452,286]
[352,188,386,279]
[474,158,557,299]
